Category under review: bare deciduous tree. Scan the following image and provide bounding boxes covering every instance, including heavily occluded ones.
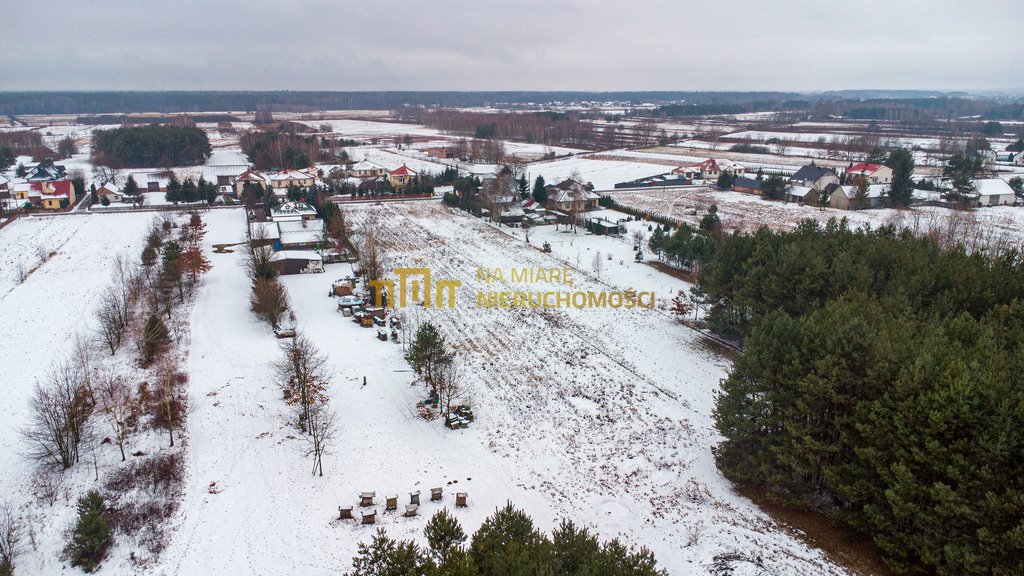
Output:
[21,363,94,469]
[274,336,331,432]
[305,403,337,477]
[96,371,135,461]
[153,358,185,447]
[96,285,129,355]
[435,360,472,422]
[591,251,604,279]
[0,501,24,576]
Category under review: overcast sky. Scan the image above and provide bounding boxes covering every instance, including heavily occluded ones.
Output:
[2,0,1022,92]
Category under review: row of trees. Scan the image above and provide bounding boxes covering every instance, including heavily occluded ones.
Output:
[347,504,666,575]
[92,125,211,168]
[165,176,219,205]
[701,219,1024,575]
[240,130,320,170]
[12,214,212,574]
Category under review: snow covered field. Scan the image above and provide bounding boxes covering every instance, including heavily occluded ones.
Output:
[0,212,158,574]
[148,203,850,575]
[606,186,1024,245]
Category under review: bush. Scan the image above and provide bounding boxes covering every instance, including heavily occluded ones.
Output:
[69,490,112,573]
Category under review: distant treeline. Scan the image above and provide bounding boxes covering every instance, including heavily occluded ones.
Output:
[92,125,211,168]
[0,91,813,115]
[76,114,241,125]
[402,108,597,147]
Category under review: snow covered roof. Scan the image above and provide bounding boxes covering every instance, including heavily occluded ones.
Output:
[98,182,121,194]
[832,184,889,199]
[236,169,270,184]
[269,170,313,181]
[249,221,281,240]
[271,201,317,220]
[276,250,323,261]
[974,178,1014,198]
[351,160,385,172]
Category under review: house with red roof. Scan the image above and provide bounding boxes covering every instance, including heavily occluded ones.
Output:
[845,162,893,184]
[388,165,419,187]
[672,158,745,181]
[14,180,76,210]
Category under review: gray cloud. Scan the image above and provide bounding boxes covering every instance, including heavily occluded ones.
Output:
[2,0,1022,91]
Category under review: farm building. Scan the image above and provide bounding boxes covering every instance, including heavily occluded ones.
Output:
[731,177,762,195]
[274,250,325,275]
[588,218,622,235]
[974,179,1015,206]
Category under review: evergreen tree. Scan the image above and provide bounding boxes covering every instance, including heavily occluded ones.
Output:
[405,323,455,396]
[69,490,112,573]
[886,148,915,207]
[425,509,467,566]
[531,176,547,204]
[469,503,551,576]
[0,146,14,172]
[516,174,529,199]
[123,175,139,198]
[1008,176,1023,197]
[760,175,788,200]
[715,172,734,190]
[943,152,983,205]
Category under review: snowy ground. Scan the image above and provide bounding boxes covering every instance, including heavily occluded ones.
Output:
[606,186,1024,247]
[0,207,853,575]
[153,204,849,575]
[0,212,159,574]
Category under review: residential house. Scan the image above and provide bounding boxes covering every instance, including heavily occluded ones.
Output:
[348,160,388,179]
[268,169,315,190]
[270,201,318,222]
[789,164,840,190]
[974,179,1015,206]
[129,171,170,193]
[234,169,271,195]
[202,150,251,193]
[388,165,419,188]
[248,221,281,249]
[672,158,745,181]
[1015,151,1024,166]
[96,182,123,203]
[544,179,600,213]
[829,183,889,210]
[845,162,893,184]
[25,159,67,182]
[731,176,762,195]
[278,219,325,249]
[15,180,76,209]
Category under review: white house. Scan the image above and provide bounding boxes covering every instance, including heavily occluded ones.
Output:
[845,162,893,184]
[974,179,1015,206]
